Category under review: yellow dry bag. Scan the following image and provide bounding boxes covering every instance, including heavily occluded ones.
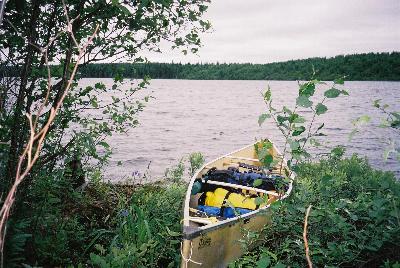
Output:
[205,188,267,210]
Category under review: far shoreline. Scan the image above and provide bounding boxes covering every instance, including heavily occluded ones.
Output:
[79,77,400,82]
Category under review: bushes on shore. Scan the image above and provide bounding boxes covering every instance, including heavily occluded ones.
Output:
[6,177,187,267]
[89,183,186,267]
[4,158,192,267]
[5,154,399,267]
[232,155,400,267]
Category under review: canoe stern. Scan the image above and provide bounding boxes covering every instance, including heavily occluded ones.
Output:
[181,209,271,268]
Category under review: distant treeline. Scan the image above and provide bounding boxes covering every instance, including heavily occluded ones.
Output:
[78,52,400,81]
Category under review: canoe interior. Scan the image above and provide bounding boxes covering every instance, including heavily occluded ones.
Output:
[186,141,284,228]
[181,141,292,268]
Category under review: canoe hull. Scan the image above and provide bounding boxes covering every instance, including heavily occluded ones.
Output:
[181,141,293,268]
[181,209,271,268]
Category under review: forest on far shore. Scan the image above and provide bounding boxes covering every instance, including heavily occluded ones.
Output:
[78,52,400,81]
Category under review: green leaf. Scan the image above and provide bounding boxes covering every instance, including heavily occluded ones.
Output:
[390,120,400,128]
[283,106,292,115]
[292,126,306,136]
[271,260,284,267]
[299,82,315,97]
[373,99,381,108]
[257,256,271,268]
[166,227,180,237]
[334,77,345,85]
[264,250,278,261]
[90,98,98,108]
[254,197,264,206]
[253,179,263,187]
[293,115,306,123]
[289,140,300,150]
[256,141,274,162]
[341,89,349,96]
[264,87,272,101]
[111,96,120,103]
[288,113,301,123]
[258,114,271,126]
[309,138,321,146]
[330,146,345,158]
[392,112,400,120]
[98,141,110,149]
[94,82,106,91]
[315,103,328,115]
[296,96,313,108]
[324,88,341,98]
[114,73,124,83]
[48,197,61,204]
[352,115,371,126]
[277,115,288,125]
[321,174,333,184]
[94,244,106,255]
[262,154,274,167]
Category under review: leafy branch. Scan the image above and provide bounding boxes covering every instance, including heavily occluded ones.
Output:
[258,77,348,174]
[351,100,400,162]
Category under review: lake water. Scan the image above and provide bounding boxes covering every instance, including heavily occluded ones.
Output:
[79,79,400,180]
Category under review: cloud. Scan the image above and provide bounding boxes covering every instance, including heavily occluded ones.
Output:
[142,0,400,63]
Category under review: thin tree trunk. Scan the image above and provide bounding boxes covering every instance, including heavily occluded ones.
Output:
[3,0,40,194]
[51,0,86,109]
[25,2,59,115]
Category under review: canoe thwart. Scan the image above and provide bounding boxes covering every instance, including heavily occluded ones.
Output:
[224,156,260,162]
[201,179,280,197]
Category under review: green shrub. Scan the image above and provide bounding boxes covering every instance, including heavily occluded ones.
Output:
[89,183,186,268]
[4,157,191,267]
[4,219,32,268]
[189,152,205,177]
[4,169,132,267]
[165,159,186,183]
[8,153,398,267]
[232,155,400,267]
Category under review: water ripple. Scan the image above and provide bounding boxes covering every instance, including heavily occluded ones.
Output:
[77,79,400,180]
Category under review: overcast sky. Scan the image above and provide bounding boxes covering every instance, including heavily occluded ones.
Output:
[143,0,400,64]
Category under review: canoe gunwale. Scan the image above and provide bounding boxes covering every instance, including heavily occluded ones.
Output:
[182,141,295,240]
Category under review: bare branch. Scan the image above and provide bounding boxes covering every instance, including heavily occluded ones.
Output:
[303,205,313,268]
[0,2,100,257]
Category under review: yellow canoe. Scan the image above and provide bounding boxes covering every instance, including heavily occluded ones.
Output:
[181,141,294,268]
